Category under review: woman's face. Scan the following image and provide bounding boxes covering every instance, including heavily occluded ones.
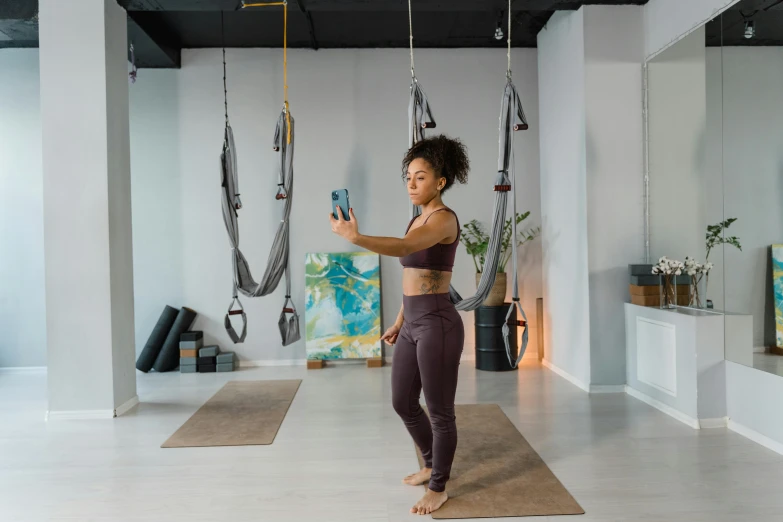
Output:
[405,158,444,206]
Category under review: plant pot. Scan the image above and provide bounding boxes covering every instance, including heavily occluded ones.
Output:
[476,271,507,307]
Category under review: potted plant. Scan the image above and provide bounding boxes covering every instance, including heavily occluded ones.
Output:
[704,218,742,302]
[460,211,540,306]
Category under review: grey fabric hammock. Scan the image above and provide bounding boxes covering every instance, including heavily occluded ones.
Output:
[406,0,529,368]
[219,13,300,346]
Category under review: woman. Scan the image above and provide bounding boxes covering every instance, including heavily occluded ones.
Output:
[330,135,469,515]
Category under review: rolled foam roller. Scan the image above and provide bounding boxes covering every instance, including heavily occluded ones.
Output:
[136,305,179,373]
[152,307,198,372]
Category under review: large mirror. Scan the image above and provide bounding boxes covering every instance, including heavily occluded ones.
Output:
[714,0,783,377]
[646,0,783,378]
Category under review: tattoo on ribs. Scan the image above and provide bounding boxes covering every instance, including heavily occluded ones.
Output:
[419,271,444,294]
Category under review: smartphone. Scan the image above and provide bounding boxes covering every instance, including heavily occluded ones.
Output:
[331,189,351,221]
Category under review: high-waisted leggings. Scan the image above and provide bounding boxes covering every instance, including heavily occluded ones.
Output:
[392,293,464,493]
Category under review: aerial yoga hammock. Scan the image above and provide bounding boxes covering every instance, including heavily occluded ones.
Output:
[407,0,530,368]
[220,4,301,346]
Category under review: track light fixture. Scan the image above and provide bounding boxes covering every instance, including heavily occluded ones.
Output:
[495,10,505,40]
[744,19,755,39]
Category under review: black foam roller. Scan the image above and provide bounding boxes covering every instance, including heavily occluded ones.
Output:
[153,307,198,372]
[136,305,179,373]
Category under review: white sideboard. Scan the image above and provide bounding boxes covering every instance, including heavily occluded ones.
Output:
[624,304,751,428]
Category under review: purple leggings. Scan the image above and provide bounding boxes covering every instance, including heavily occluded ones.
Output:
[392,293,464,493]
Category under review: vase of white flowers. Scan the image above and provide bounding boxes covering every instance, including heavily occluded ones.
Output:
[652,257,684,309]
[683,257,713,309]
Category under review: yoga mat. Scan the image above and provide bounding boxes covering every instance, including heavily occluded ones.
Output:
[136,305,179,373]
[153,307,197,372]
[415,404,584,519]
[161,380,301,448]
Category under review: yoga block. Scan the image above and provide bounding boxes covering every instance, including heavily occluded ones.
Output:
[179,339,204,350]
[216,352,235,364]
[180,331,203,342]
[180,357,197,366]
[197,356,216,365]
[180,349,197,358]
[199,345,219,358]
[217,363,235,372]
[630,274,692,286]
[307,359,324,370]
[180,365,197,374]
[628,264,653,276]
[198,364,216,373]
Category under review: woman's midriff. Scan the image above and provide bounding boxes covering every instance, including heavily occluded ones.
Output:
[402,267,453,296]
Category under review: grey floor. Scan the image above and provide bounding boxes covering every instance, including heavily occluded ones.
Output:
[1,360,783,522]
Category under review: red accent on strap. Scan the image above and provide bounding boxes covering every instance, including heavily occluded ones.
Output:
[514,123,529,131]
[494,185,511,192]
[276,194,287,200]
[516,320,527,327]
[228,310,244,316]
[283,307,294,313]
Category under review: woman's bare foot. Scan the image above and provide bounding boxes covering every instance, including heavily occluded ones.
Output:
[411,489,449,515]
[402,467,432,486]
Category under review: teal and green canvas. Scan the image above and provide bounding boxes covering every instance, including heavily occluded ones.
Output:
[305,252,381,359]
[774,245,783,347]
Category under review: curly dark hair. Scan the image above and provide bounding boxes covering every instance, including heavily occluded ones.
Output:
[401,135,470,193]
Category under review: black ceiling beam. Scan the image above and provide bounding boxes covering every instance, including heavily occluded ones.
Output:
[0,0,38,47]
[118,0,524,11]
[293,0,318,50]
[127,12,181,68]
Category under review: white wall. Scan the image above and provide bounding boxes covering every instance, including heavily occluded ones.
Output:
[707,47,783,349]
[584,5,645,386]
[0,47,542,366]
[176,48,541,363]
[128,69,184,357]
[0,50,46,368]
[648,27,707,264]
[538,10,591,390]
[644,0,739,60]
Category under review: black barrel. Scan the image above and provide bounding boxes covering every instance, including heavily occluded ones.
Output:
[474,304,518,372]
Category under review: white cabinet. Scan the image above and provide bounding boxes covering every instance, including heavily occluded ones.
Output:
[625,304,749,428]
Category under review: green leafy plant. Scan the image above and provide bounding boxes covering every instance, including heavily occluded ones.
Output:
[704,218,742,298]
[706,218,742,261]
[459,211,540,273]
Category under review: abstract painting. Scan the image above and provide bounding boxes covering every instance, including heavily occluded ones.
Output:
[305,252,381,360]
[774,245,783,348]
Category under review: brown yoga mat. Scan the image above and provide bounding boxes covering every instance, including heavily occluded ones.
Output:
[161,380,301,448]
[416,403,584,519]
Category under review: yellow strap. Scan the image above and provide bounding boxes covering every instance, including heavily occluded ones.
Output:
[242,1,291,144]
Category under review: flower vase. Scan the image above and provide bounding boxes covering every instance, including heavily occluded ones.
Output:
[688,275,705,309]
[659,274,676,309]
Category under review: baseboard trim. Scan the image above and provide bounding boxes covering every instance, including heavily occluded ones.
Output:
[590,385,626,394]
[727,419,783,455]
[46,409,116,421]
[625,385,700,429]
[0,366,47,375]
[700,417,729,429]
[115,396,139,417]
[240,359,307,367]
[542,359,590,392]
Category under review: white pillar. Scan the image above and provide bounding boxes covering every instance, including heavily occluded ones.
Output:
[538,6,645,390]
[39,0,137,419]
